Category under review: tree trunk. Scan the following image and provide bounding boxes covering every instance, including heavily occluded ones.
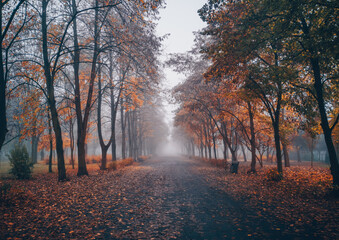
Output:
[273,120,283,174]
[230,148,237,164]
[282,142,290,167]
[248,102,256,173]
[69,117,75,169]
[0,0,26,151]
[127,111,133,158]
[71,0,86,175]
[297,146,301,163]
[0,50,7,151]
[77,0,101,176]
[310,138,314,168]
[97,59,112,170]
[120,99,126,159]
[31,135,39,164]
[191,140,195,157]
[241,144,247,162]
[266,143,270,163]
[311,57,339,186]
[223,138,227,160]
[48,112,53,173]
[108,51,118,162]
[42,0,66,181]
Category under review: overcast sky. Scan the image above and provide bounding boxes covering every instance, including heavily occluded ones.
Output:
[156,0,207,124]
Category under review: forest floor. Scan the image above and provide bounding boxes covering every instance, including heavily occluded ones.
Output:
[1,156,338,239]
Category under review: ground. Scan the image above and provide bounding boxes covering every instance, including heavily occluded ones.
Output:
[1,157,338,239]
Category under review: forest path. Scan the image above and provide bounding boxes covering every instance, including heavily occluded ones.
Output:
[109,156,284,239]
[2,156,296,240]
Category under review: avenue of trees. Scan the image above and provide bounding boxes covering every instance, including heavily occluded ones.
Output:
[172,0,338,185]
[0,0,168,181]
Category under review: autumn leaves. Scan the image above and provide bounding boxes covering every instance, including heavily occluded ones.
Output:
[173,0,338,184]
[1,0,165,181]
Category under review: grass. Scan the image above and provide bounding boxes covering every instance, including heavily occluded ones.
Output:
[0,155,141,179]
[0,161,100,179]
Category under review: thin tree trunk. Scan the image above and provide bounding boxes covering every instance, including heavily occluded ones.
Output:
[310,139,314,168]
[241,144,247,162]
[249,107,256,172]
[120,98,126,159]
[69,117,75,169]
[212,133,217,159]
[127,111,132,158]
[0,45,7,151]
[97,59,112,170]
[273,120,283,174]
[42,0,66,181]
[48,112,53,173]
[77,0,100,176]
[266,143,270,163]
[297,147,301,162]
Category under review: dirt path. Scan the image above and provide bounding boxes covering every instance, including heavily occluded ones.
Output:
[2,156,310,239]
[105,156,289,239]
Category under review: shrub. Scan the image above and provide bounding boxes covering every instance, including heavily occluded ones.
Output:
[108,161,117,170]
[7,144,34,179]
[108,158,134,170]
[264,168,283,182]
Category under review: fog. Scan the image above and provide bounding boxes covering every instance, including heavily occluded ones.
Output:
[156,137,182,157]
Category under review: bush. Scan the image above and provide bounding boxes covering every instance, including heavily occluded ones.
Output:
[7,144,34,179]
[108,161,117,170]
[108,158,134,171]
[264,168,283,182]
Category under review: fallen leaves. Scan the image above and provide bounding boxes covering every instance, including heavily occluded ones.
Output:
[194,161,338,239]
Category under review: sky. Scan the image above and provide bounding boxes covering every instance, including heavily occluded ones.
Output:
[156,0,207,122]
[155,0,207,154]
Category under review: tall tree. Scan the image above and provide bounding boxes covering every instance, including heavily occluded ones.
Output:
[0,0,29,150]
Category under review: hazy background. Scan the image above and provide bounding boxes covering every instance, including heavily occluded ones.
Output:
[156,0,206,155]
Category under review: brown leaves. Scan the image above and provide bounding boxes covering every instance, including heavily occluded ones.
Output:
[194,161,338,239]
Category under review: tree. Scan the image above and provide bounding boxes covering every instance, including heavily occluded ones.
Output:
[243,0,339,184]
[41,0,67,181]
[0,0,30,150]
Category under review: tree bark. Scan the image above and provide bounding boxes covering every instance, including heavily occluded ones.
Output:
[127,111,132,158]
[247,101,256,172]
[311,57,339,185]
[42,0,66,181]
[77,0,101,176]
[0,0,26,151]
[273,120,283,174]
[282,142,290,167]
[97,60,112,170]
[48,112,53,173]
[31,135,38,164]
[120,98,126,159]
[241,144,247,162]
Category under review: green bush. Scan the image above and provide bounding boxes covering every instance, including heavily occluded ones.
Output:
[7,144,33,179]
